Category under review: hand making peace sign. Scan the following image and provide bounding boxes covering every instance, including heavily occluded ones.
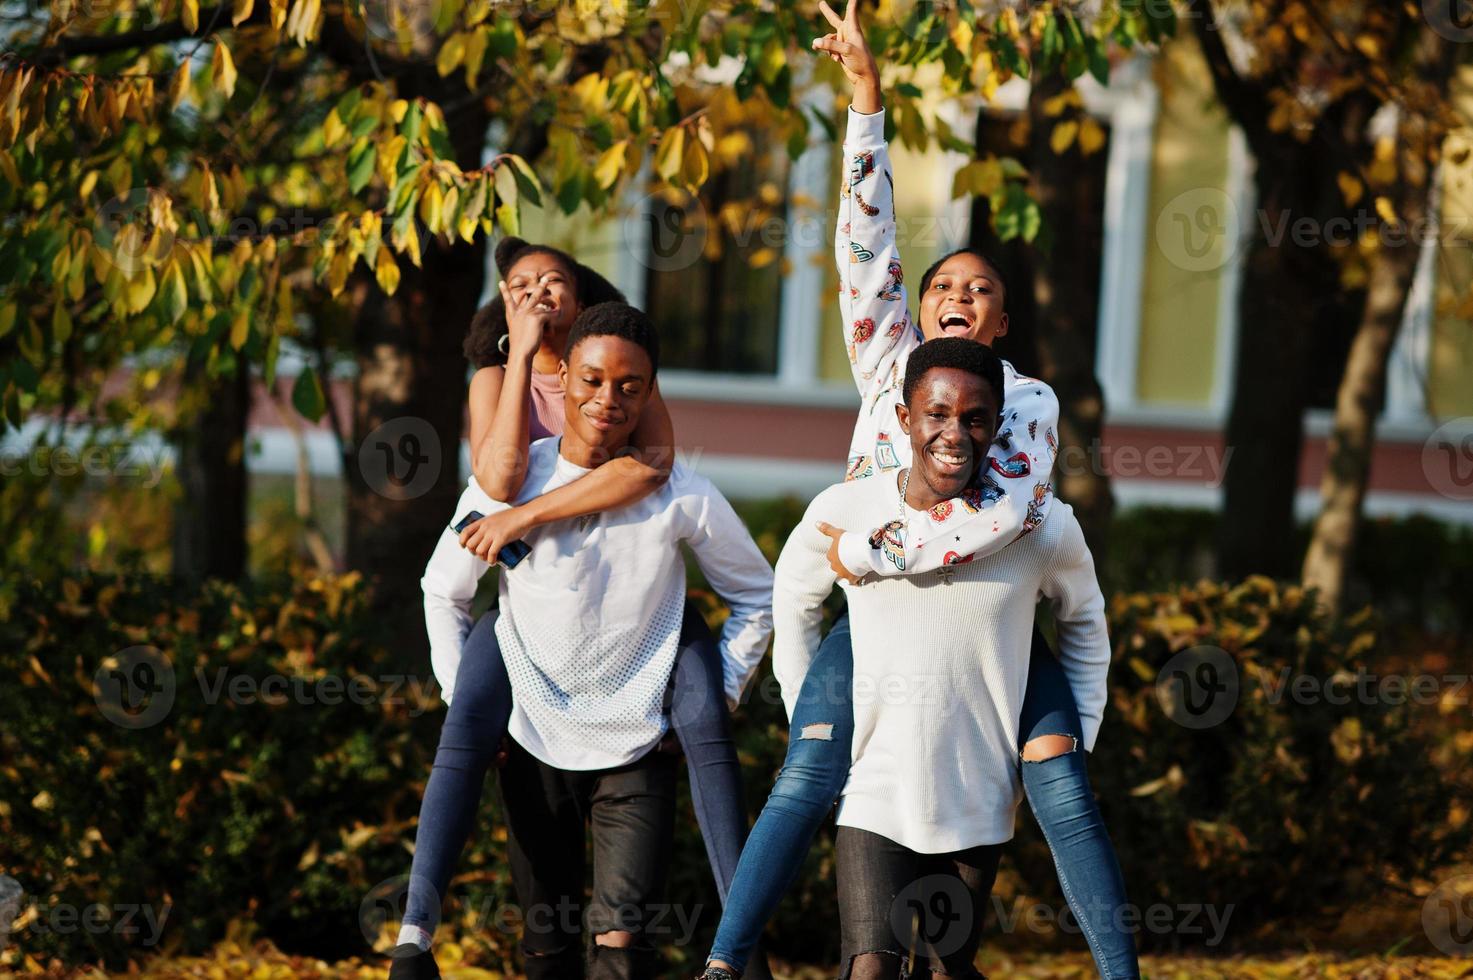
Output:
[811,0,882,114]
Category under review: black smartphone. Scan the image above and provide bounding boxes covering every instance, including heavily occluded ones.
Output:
[451,511,532,569]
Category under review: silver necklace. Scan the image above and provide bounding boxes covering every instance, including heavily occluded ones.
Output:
[897,466,912,528]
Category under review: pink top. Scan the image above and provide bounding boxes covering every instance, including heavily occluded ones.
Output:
[528,369,565,440]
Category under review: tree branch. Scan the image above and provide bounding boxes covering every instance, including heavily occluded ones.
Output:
[1186,0,1270,149]
[24,3,253,63]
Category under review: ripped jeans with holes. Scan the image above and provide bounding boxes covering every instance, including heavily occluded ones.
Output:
[706,616,1140,980]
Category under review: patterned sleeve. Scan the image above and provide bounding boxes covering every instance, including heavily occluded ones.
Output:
[836,107,921,406]
[836,365,1063,577]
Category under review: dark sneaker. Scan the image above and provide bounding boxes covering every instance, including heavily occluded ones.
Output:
[387,942,440,980]
[695,967,738,980]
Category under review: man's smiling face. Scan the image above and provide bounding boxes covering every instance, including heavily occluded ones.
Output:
[897,366,1001,505]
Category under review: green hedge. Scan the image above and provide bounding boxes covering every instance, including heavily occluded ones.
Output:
[2,559,1468,970]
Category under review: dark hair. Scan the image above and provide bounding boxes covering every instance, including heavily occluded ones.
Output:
[918,247,1008,310]
[902,337,1006,414]
[564,302,660,378]
[462,236,626,369]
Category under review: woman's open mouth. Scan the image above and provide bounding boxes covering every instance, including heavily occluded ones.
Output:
[938,310,975,336]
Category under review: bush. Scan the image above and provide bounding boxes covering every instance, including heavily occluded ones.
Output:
[0,571,453,970]
[1011,576,1470,948]
[4,564,1469,969]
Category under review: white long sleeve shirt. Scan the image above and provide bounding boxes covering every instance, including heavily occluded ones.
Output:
[772,475,1111,853]
[834,106,1062,579]
[421,437,774,771]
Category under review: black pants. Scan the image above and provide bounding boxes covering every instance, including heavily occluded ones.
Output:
[836,826,1001,979]
[497,740,678,980]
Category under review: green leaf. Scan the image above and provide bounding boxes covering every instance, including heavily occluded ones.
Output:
[504,154,543,208]
[51,301,72,343]
[291,367,326,422]
[162,262,188,324]
[1085,36,1110,85]
[554,170,583,216]
[403,100,422,145]
[348,140,377,194]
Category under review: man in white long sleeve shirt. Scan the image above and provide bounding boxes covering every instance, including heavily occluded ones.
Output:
[771,338,1112,978]
[420,302,773,980]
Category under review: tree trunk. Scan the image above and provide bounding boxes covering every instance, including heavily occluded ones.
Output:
[1300,33,1456,612]
[343,100,489,666]
[1214,138,1368,581]
[1299,219,1423,611]
[1215,227,1321,580]
[1024,73,1115,557]
[171,359,251,580]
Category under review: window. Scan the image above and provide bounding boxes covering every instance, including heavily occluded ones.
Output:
[642,130,791,375]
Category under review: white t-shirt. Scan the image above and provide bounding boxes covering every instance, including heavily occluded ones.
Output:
[772,472,1111,853]
[421,437,774,771]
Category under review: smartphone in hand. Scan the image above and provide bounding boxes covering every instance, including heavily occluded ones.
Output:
[451,511,532,568]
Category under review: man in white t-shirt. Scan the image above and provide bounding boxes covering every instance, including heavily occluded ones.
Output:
[421,301,774,980]
[771,337,1112,979]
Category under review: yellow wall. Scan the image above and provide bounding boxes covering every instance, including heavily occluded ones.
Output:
[1134,35,1233,407]
[1430,64,1473,420]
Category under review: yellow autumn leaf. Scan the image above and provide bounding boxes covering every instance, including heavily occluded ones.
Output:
[592,140,628,189]
[1078,117,1106,156]
[952,159,1004,199]
[681,137,709,190]
[269,0,286,29]
[232,0,253,25]
[1374,195,1397,226]
[229,310,250,349]
[168,60,191,110]
[1337,171,1364,207]
[212,42,238,99]
[655,126,685,182]
[1049,119,1078,155]
[436,31,467,77]
[182,0,200,32]
[326,248,351,297]
[52,301,72,343]
[463,26,489,87]
[419,180,444,233]
[322,108,346,146]
[375,247,400,294]
[125,267,157,315]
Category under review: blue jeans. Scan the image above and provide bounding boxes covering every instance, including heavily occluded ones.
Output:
[403,603,762,963]
[708,614,1140,979]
